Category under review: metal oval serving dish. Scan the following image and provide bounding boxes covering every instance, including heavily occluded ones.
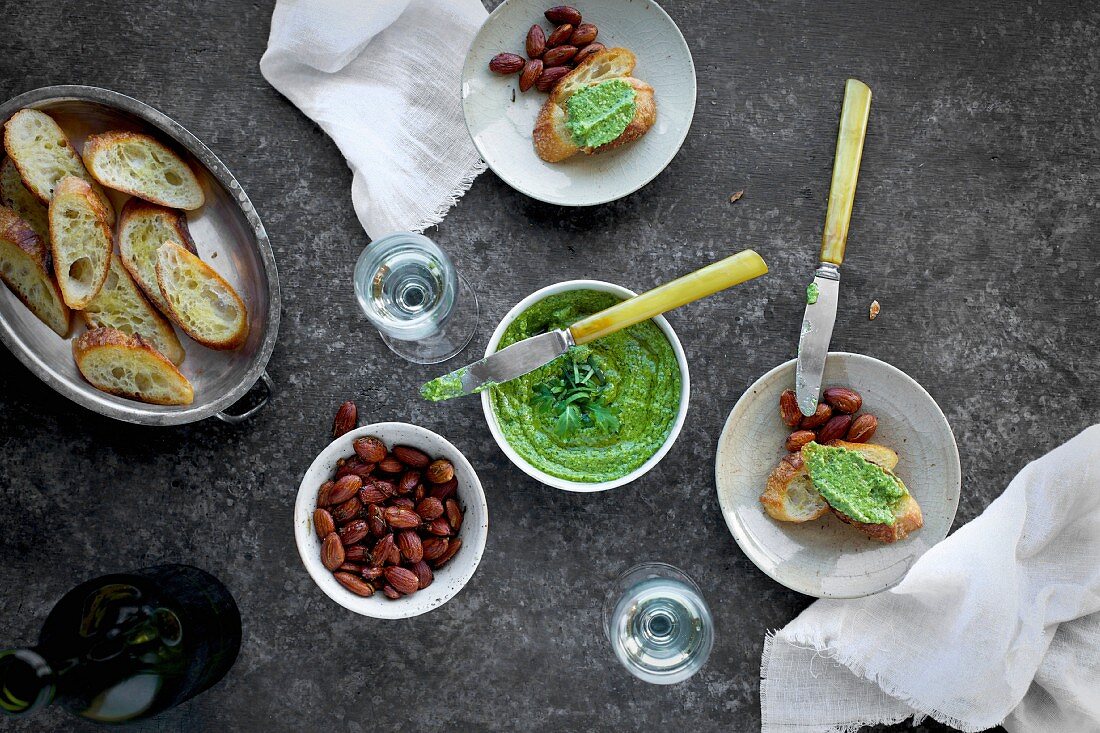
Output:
[0,86,280,425]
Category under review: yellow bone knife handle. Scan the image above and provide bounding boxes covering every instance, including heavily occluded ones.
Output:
[569,249,769,345]
[820,79,872,266]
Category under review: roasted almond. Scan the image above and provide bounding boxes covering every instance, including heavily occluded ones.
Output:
[382,585,401,600]
[398,470,421,495]
[313,508,336,539]
[398,530,424,563]
[429,478,458,500]
[416,497,444,521]
[846,414,878,443]
[371,533,396,566]
[338,519,370,546]
[545,5,581,25]
[316,480,335,506]
[543,45,577,67]
[799,402,833,430]
[361,565,383,581]
[569,22,598,46]
[488,52,525,74]
[426,517,452,536]
[384,566,419,595]
[334,571,375,597]
[321,533,345,571]
[546,23,574,47]
[331,496,363,525]
[433,537,462,568]
[358,483,388,505]
[779,389,801,428]
[817,414,853,444]
[376,456,404,474]
[573,41,605,65]
[520,58,543,92]
[383,506,421,529]
[823,386,862,414]
[332,401,357,437]
[337,562,365,574]
[328,475,362,505]
[367,504,387,537]
[391,497,415,510]
[411,560,434,590]
[422,536,449,561]
[344,544,369,563]
[426,459,454,484]
[785,430,817,452]
[445,499,463,532]
[392,445,430,468]
[536,66,570,92]
[353,436,387,463]
[526,24,546,58]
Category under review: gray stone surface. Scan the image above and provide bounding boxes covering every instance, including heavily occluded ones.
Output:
[0,0,1097,731]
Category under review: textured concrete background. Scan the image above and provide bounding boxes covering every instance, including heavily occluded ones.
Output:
[1,0,1097,731]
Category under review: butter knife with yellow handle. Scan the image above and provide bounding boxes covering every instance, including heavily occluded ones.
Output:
[421,249,769,401]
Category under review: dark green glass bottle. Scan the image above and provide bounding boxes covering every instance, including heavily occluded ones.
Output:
[0,564,241,723]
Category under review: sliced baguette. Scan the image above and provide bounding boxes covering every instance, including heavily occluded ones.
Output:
[48,176,113,309]
[0,206,70,336]
[533,48,656,163]
[760,440,900,523]
[1,157,49,239]
[117,199,198,315]
[155,240,247,349]
[830,491,923,544]
[82,131,203,210]
[3,109,114,223]
[83,255,185,365]
[73,327,193,405]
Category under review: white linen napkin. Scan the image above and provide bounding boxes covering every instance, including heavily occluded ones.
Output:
[761,425,1100,733]
[260,0,488,238]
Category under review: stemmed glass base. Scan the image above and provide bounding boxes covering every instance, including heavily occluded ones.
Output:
[378,274,479,365]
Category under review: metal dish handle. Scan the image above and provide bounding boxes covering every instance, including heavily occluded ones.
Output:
[216,371,275,424]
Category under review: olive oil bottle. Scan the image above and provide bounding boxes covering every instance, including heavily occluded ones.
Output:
[0,564,241,723]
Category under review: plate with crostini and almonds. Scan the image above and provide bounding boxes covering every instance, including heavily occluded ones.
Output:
[714,352,961,598]
[462,0,696,206]
[0,86,280,425]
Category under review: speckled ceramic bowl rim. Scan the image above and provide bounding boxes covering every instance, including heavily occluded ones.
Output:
[481,280,690,492]
[714,353,962,598]
[294,423,488,618]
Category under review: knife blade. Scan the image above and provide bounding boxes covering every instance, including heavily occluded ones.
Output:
[795,78,871,416]
[421,249,769,401]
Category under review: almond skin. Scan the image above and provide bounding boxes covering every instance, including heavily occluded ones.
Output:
[383,506,421,529]
[383,585,401,600]
[313,509,335,539]
[344,544,369,563]
[546,23,574,47]
[520,58,543,92]
[823,386,862,414]
[785,430,817,452]
[422,536,449,561]
[333,401,357,437]
[426,459,454,484]
[817,414,853,444]
[316,480,335,506]
[573,42,605,65]
[545,5,582,25]
[433,537,462,568]
[331,496,362,525]
[536,66,570,92]
[392,445,431,468]
[429,478,457,500]
[328,475,362,505]
[338,520,370,546]
[445,499,463,532]
[569,22,598,46]
[779,389,801,428]
[799,402,833,430]
[384,566,420,595]
[526,24,546,58]
[411,560,434,589]
[416,497,444,521]
[397,530,423,563]
[426,517,452,536]
[353,436,387,463]
[321,533,345,571]
[846,414,878,443]
[376,456,403,474]
[371,534,396,566]
[543,45,578,67]
[488,52,525,74]
[334,571,375,597]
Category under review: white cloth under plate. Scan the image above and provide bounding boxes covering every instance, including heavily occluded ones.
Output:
[260,0,488,239]
[761,425,1100,733]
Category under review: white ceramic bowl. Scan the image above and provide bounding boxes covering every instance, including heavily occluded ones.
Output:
[481,280,690,492]
[461,0,697,206]
[714,353,961,598]
[294,423,488,618]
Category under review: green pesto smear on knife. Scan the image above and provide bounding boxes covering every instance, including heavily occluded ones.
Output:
[565,79,636,149]
[489,290,681,483]
[806,282,819,305]
[803,441,907,525]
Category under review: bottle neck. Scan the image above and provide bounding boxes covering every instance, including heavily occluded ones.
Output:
[0,649,55,716]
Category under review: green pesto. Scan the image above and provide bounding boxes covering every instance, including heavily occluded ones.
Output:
[565,79,637,149]
[490,290,681,483]
[806,282,819,305]
[420,369,466,402]
[803,442,906,525]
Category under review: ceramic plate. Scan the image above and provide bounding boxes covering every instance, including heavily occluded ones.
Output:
[462,0,696,205]
[715,353,961,598]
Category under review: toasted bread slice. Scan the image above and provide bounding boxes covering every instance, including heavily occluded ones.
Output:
[82,131,203,210]
[155,241,247,349]
[2,109,114,223]
[83,255,185,364]
[0,206,70,336]
[117,199,197,314]
[533,48,656,163]
[1,157,49,239]
[831,488,924,544]
[48,176,113,309]
[760,441,899,523]
[73,327,193,405]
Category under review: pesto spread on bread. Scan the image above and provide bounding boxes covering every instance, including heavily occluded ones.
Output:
[803,441,906,524]
[565,79,636,148]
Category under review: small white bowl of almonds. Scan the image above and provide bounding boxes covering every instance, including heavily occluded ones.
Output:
[294,419,488,619]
